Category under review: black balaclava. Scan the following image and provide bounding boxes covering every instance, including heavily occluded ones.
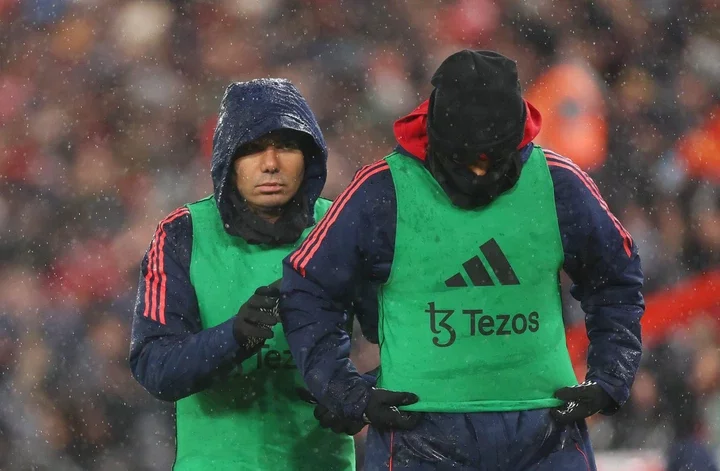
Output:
[224,130,314,246]
[426,50,527,209]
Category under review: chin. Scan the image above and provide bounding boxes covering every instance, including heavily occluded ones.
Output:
[253,194,291,208]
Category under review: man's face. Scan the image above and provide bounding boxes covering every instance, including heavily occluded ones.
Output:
[233,130,306,215]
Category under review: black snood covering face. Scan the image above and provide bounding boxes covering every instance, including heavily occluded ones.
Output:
[226,186,310,246]
[425,146,523,209]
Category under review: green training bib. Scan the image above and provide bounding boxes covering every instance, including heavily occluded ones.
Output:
[378,147,577,412]
[174,196,354,471]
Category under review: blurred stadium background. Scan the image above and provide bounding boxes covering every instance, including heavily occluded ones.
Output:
[1,0,719,469]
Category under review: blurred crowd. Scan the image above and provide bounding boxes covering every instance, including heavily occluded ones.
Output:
[1,0,719,469]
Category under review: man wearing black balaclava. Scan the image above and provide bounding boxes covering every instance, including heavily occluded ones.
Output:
[425,50,527,209]
[280,50,645,470]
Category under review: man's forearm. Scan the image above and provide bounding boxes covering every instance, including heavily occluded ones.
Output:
[583,300,643,413]
[281,289,374,418]
[130,318,243,401]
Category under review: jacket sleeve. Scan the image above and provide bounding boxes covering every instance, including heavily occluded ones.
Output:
[128,207,250,402]
[546,150,645,414]
[280,161,396,418]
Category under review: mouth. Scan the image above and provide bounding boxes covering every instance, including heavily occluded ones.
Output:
[256,183,284,194]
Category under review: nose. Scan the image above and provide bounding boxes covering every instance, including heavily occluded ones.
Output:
[468,161,489,176]
[260,146,280,173]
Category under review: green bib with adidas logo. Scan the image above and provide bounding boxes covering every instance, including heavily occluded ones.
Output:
[378,147,577,412]
[174,196,355,471]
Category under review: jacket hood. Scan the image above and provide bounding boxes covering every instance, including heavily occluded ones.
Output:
[393,98,543,160]
[210,79,327,225]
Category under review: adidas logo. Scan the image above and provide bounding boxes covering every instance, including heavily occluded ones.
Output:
[445,239,519,287]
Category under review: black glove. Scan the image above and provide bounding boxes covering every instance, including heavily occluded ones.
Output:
[296,387,367,436]
[550,380,613,424]
[363,387,421,430]
[232,280,281,351]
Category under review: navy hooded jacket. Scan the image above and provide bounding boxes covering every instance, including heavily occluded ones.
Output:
[280,99,645,420]
[129,79,329,401]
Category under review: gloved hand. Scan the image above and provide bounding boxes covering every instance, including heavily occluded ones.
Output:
[232,280,281,351]
[296,387,367,436]
[363,387,421,430]
[550,380,613,424]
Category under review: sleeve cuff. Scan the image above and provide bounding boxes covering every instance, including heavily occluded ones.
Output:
[360,373,378,386]
[324,376,373,420]
[215,317,258,362]
[587,372,627,415]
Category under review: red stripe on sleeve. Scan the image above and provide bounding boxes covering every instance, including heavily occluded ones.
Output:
[558,157,634,245]
[156,226,169,325]
[545,152,633,257]
[143,207,189,324]
[545,151,634,245]
[290,161,389,271]
[143,226,162,321]
[296,161,390,276]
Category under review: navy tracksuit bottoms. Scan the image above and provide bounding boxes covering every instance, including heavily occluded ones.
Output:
[364,408,595,471]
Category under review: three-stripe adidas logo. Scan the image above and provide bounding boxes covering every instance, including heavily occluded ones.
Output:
[445,239,519,287]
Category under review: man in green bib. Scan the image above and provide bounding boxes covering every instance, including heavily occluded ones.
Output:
[129,79,358,470]
[280,51,645,470]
